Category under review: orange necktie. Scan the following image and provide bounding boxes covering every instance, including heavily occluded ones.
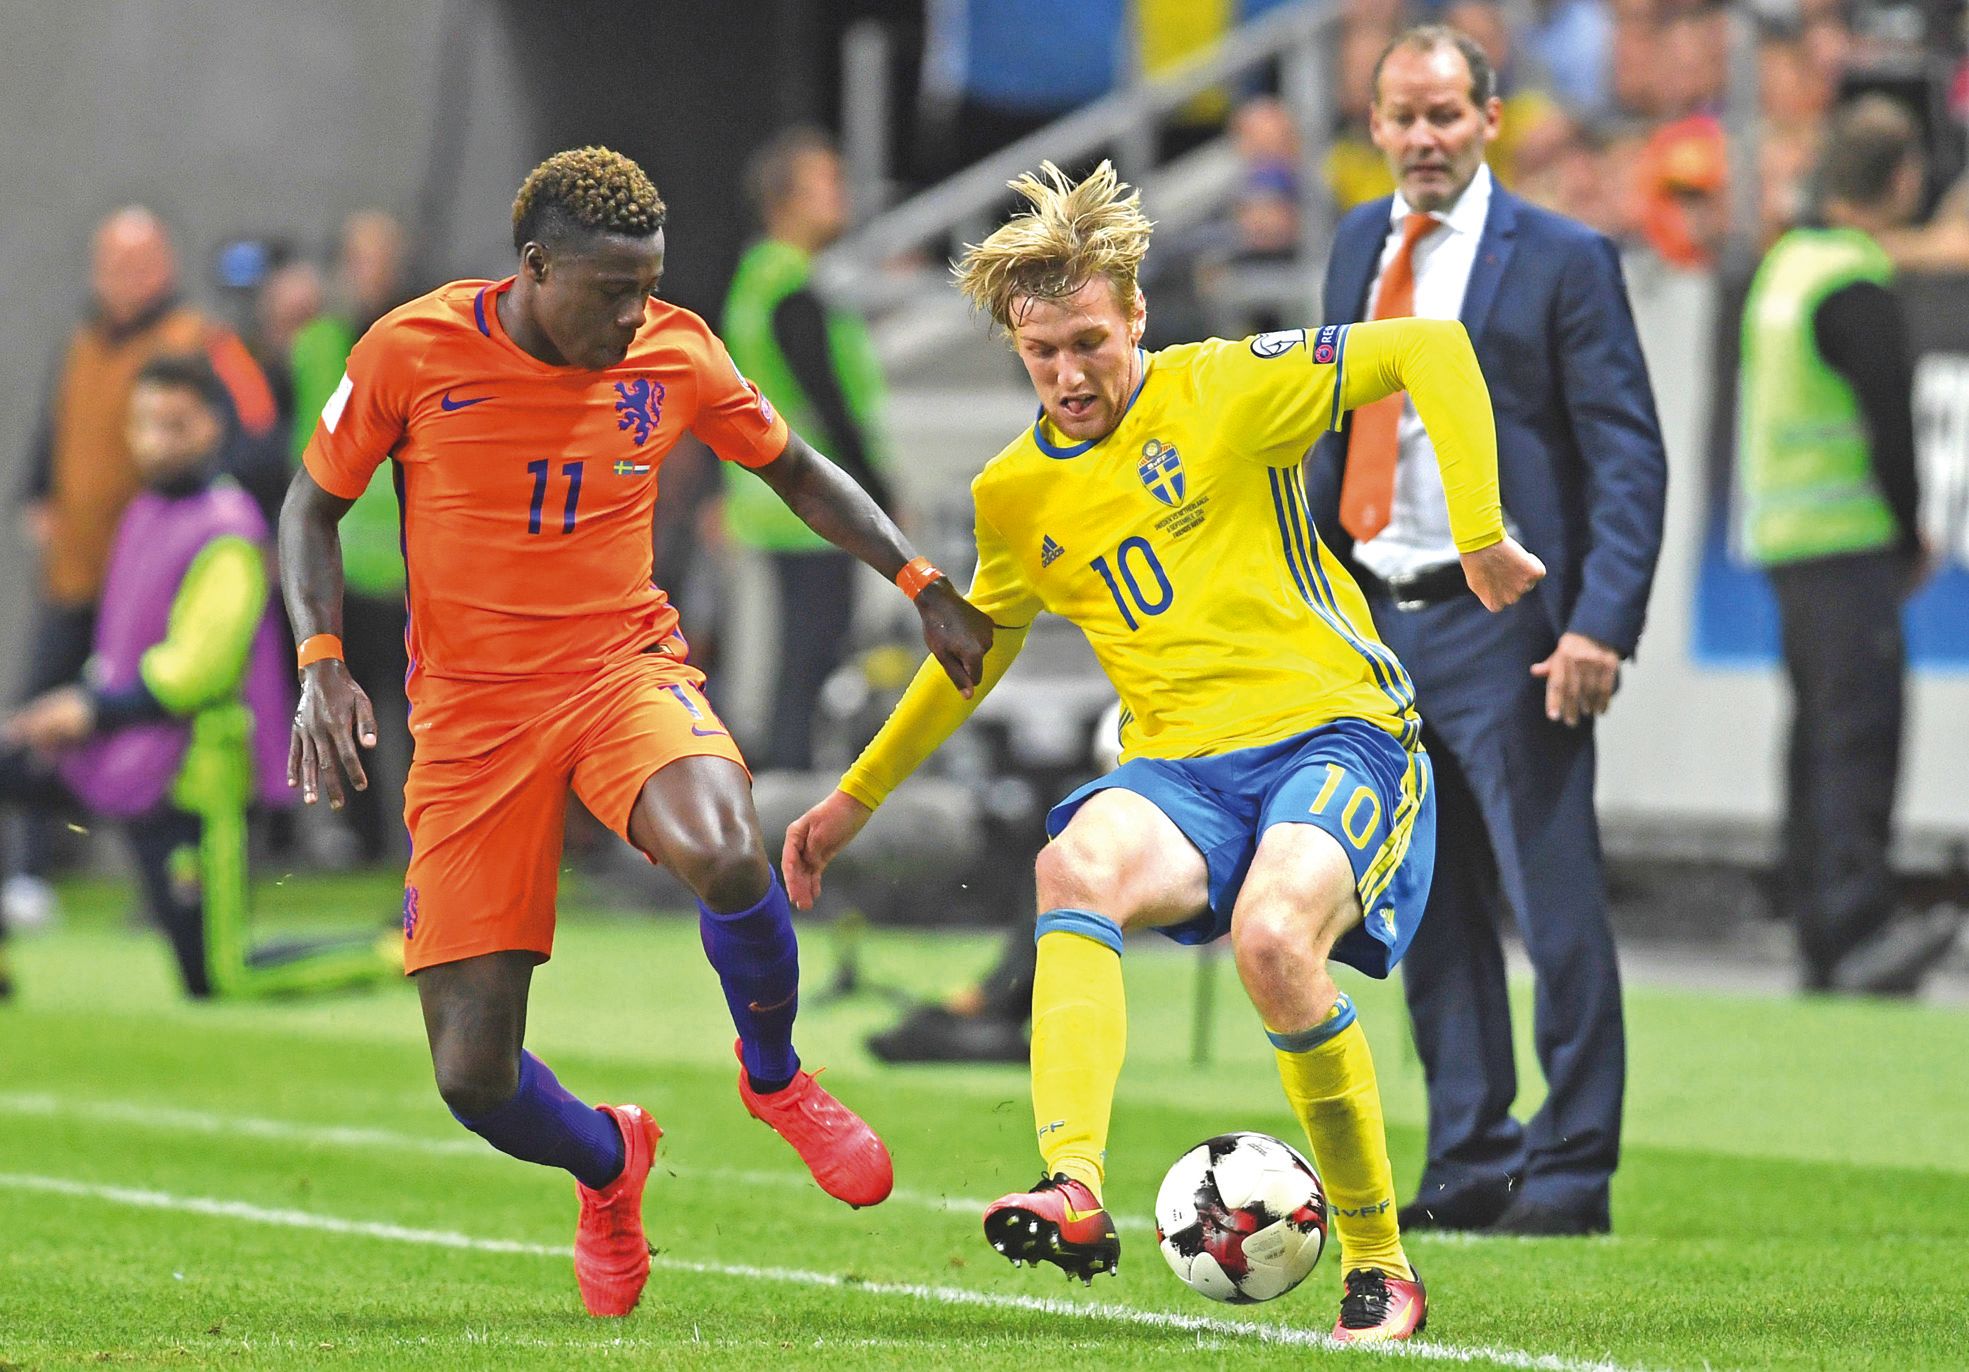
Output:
[1340,212,1438,543]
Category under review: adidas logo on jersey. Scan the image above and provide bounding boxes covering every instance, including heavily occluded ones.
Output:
[1040,535,1065,568]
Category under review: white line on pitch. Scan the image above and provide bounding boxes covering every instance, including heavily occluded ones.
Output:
[0,1171,1649,1372]
[0,1091,1148,1233]
[0,1093,1544,1250]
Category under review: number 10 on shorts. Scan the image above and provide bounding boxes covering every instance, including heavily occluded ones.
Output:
[1309,762,1381,849]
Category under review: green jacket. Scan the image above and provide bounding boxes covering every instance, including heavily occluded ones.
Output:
[292,314,405,596]
[720,240,888,551]
[1737,227,1901,566]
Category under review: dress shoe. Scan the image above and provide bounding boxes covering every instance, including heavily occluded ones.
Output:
[1827,907,1964,997]
[867,1004,1028,1064]
[1487,1195,1610,1236]
[1398,1176,1515,1231]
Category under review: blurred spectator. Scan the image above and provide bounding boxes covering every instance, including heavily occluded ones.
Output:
[1329,22,1402,212]
[1130,0,1311,154]
[1736,95,1962,995]
[1232,94,1302,185]
[1345,0,1407,32]
[1,355,385,1000]
[1635,114,1730,267]
[1804,4,1856,86]
[287,209,412,863]
[1609,0,1663,118]
[1878,164,1969,267]
[1525,118,1633,240]
[1442,0,1564,185]
[918,0,1124,174]
[253,260,325,437]
[1136,0,1238,151]
[1169,97,1309,337]
[1523,0,1616,113]
[1139,95,1308,343]
[722,129,895,771]
[1761,27,1838,244]
[7,207,277,932]
[1656,3,1732,120]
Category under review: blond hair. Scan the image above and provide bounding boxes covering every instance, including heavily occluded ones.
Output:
[953,160,1154,331]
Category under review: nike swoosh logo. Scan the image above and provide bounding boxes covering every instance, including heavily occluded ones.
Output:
[746,991,796,1014]
[439,391,493,411]
[1352,1296,1416,1339]
[1062,1205,1106,1224]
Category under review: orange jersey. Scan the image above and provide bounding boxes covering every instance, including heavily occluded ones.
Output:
[302,277,788,757]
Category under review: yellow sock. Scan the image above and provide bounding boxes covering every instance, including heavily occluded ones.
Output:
[1270,994,1412,1280]
[1029,912,1127,1200]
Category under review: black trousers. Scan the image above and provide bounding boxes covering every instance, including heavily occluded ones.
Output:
[762,550,858,772]
[0,745,210,995]
[1768,550,1909,986]
[336,590,410,861]
[7,601,95,879]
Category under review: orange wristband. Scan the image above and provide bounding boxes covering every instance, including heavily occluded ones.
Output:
[896,556,946,601]
[296,634,345,671]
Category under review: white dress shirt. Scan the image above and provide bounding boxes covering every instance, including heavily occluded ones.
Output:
[1353,163,1494,583]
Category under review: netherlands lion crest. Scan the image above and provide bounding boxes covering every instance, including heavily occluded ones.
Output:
[1139,438,1186,507]
[613,377,666,446]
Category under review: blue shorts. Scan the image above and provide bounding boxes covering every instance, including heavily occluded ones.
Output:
[1045,719,1435,978]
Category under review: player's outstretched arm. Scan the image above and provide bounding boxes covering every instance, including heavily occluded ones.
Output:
[783,789,872,910]
[783,618,1028,909]
[751,432,993,695]
[780,616,1028,908]
[277,467,376,809]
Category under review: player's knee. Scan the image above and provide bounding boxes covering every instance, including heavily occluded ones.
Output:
[1230,905,1305,976]
[1233,897,1339,987]
[701,848,772,913]
[1034,830,1127,913]
[646,797,768,911]
[432,1048,519,1121]
[669,837,771,914]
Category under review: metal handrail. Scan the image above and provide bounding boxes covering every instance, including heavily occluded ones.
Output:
[818,0,1341,285]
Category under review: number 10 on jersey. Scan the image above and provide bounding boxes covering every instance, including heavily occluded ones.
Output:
[1090,536,1173,631]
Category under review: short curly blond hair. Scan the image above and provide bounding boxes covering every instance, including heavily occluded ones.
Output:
[953,160,1154,331]
[512,146,666,254]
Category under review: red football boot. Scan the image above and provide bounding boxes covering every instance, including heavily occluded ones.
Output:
[572,1103,661,1317]
[734,1040,893,1207]
[1331,1264,1428,1343]
[983,1174,1120,1283]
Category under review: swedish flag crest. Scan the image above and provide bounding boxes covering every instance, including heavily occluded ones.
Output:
[1138,438,1186,507]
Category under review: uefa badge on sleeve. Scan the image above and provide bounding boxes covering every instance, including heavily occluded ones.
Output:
[1249,329,1306,359]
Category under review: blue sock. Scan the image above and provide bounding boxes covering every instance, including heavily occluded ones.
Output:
[700,870,801,1091]
[451,1051,625,1190]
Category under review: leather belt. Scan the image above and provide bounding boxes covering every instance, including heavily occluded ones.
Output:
[1357,559,1470,612]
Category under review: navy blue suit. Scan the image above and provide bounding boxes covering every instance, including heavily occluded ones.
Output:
[1307,184,1666,1215]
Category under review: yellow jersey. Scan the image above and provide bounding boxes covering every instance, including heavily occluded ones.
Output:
[841,317,1503,809]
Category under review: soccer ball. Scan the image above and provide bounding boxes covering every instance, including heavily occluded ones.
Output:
[1154,1131,1327,1303]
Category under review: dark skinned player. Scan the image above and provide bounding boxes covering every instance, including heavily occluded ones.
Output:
[279,147,993,1317]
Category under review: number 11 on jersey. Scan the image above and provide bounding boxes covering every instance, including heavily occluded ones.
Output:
[527,460,583,534]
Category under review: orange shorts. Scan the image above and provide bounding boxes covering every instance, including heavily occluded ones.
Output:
[399,653,746,973]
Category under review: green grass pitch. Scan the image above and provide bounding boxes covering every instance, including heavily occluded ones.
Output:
[1,873,1964,1370]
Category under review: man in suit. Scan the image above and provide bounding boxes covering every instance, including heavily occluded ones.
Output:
[1306,25,1667,1236]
